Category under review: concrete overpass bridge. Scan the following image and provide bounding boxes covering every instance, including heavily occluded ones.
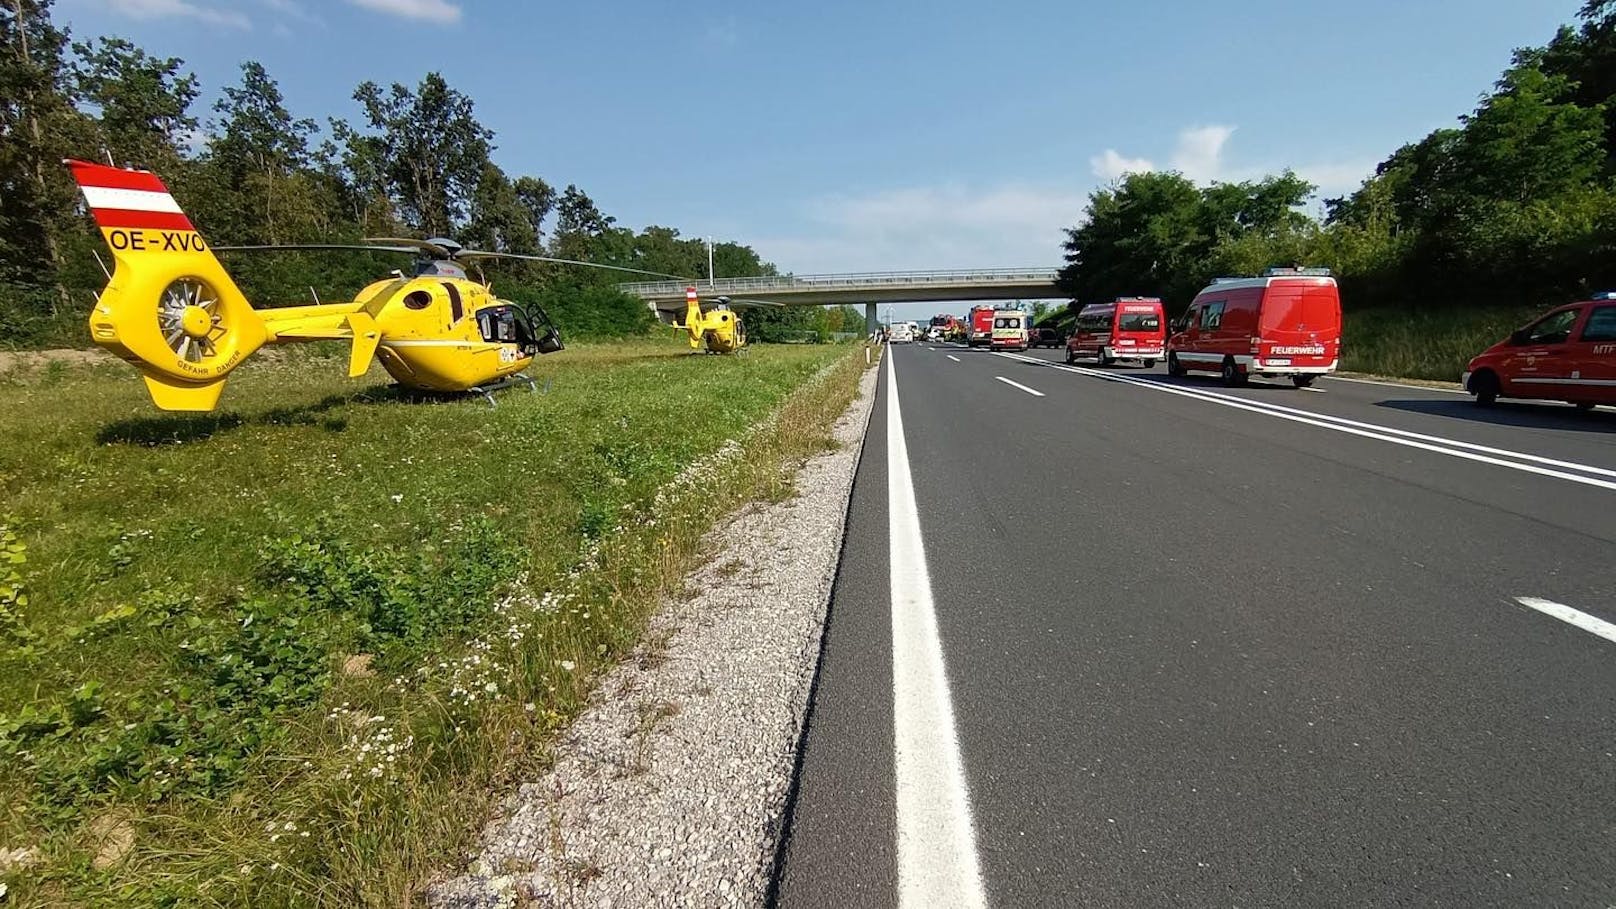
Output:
[618,267,1066,333]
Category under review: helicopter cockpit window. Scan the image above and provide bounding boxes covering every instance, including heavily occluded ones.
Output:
[443,282,464,323]
[477,306,520,344]
[403,289,432,310]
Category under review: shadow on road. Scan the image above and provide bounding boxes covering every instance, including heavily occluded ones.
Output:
[1375,399,1616,434]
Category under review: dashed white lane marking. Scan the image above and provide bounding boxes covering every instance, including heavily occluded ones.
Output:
[885,354,988,909]
[994,375,1045,397]
[1516,597,1616,646]
[946,355,961,362]
[994,352,1616,492]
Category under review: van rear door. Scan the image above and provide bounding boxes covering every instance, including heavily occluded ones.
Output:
[1259,282,1339,367]
[1112,304,1164,356]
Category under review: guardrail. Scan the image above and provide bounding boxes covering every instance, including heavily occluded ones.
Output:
[620,267,1062,297]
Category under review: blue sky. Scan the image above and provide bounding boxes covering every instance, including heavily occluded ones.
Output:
[57,0,1582,317]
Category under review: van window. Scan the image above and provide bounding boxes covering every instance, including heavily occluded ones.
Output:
[995,316,1023,328]
[1201,302,1226,331]
[1260,286,1337,332]
[1520,308,1578,345]
[1580,305,1616,342]
[1118,313,1160,333]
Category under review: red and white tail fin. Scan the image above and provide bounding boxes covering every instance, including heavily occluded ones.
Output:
[67,160,198,234]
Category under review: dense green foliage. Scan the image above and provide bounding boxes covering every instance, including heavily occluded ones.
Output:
[0,0,790,347]
[1057,2,1616,320]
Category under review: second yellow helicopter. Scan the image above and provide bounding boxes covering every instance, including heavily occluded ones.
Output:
[674,286,781,353]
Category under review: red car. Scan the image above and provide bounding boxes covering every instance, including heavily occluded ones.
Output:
[1167,268,1341,387]
[1066,298,1166,367]
[1463,294,1616,411]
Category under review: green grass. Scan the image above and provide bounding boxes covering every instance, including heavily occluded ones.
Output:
[0,336,873,906]
[1341,306,1540,382]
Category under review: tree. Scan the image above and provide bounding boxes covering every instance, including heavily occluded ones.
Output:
[550,184,614,262]
[348,72,493,236]
[0,0,85,292]
[513,175,555,245]
[1449,66,1605,206]
[1198,172,1315,241]
[1057,171,1208,305]
[70,36,198,171]
[465,162,539,254]
[202,61,321,245]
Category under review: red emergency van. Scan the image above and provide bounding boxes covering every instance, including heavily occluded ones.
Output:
[1166,268,1342,387]
[1065,297,1166,367]
[1462,294,1616,411]
[967,305,997,347]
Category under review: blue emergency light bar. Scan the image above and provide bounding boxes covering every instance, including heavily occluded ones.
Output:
[1592,291,1616,300]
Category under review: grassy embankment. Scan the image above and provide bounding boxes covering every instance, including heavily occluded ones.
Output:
[1340,306,1540,382]
[0,336,875,906]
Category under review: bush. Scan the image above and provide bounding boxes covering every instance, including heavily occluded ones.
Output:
[501,283,656,340]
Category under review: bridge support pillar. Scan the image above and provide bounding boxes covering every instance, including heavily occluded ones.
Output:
[865,302,878,337]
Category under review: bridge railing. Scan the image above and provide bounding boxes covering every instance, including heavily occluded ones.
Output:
[620,267,1061,298]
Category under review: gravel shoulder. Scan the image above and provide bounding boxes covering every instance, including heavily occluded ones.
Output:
[431,360,880,908]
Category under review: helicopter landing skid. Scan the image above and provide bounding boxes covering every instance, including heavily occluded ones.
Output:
[468,373,548,407]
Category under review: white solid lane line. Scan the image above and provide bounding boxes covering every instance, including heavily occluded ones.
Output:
[1325,374,1469,395]
[886,355,988,909]
[993,352,1616,491]
[1516,597,1616,647]
[1134,375,1616,480]
[946,355,961,363]
[994,376,1045,397]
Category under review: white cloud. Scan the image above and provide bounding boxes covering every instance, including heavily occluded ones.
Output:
[1170,124,1237,183]
[1292,160,1379,200]
[1090,148,1154,181]
[345,0,461,23]
[1090,124,1373,198]
[106,0,250,28]
[752,183,1088,274]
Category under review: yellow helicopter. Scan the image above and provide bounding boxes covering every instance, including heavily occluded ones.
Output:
[66,159,681,411]
[675,286,781,353]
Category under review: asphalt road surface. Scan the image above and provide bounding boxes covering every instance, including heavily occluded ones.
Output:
[773,342,1616,908]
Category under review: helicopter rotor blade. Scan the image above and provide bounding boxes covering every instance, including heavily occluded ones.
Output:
[721,297,785,308]
[361,237,454,259]
[454,250,691,281]
[214,244,424,256]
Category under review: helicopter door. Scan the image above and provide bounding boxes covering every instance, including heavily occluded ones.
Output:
[518,303,564,355]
